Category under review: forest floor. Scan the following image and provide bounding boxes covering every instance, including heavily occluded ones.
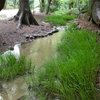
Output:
[0,10,100,53]
[0,10,53,53]
[76,15,100,34]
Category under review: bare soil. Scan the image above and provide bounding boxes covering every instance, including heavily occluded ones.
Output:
[0,14,53,53]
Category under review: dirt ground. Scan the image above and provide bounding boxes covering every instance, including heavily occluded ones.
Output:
[0,14,54,53]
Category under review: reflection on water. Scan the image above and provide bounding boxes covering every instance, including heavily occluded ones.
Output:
[0,30,64,100]
[0,77,28,100]
[21,31,64,67]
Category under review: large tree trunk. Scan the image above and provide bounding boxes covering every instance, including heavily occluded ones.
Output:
[13,0,39,28]
[91,0,100,26]
[0,0,6,11]
[89,0,95,17]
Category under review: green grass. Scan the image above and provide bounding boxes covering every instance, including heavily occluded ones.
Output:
[29,26,99,99]
[0,54,33,81]
[45,14,76,26]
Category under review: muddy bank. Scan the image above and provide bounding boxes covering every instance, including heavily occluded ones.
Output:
[0,19,59,53]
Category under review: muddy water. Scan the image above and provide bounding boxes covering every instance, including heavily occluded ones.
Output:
[0,77,28,100]
[0,30,64,100]
[21,31,64,67]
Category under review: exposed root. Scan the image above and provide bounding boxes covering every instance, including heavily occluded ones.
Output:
[9,10,39,29]
[17,12,23,29]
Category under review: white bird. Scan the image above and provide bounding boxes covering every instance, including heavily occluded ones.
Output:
[2,43,20,59]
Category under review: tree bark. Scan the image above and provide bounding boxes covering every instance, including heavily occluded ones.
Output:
[0,0,6,11]
[91,0,100,26]
[13,0,39,28]
[89,0,95,16]
[46,0,52,14]
[40,0,45,12]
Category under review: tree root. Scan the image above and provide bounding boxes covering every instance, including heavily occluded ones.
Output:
[17,12,22,29]
[9,10,39,29]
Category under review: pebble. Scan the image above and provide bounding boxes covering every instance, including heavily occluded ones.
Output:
[25,35,30,39]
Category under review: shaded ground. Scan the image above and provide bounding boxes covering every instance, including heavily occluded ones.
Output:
[75,13,100,37]
[0,13,54,53]
[76,17,100,32]
[76,15,100,43]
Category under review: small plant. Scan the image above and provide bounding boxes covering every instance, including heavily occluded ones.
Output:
[45,14,76,26]
[29,26,99,99]
[0,54,33,81]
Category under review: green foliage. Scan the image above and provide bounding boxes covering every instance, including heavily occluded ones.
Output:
[6,0,89,15]
[45,14,76,26]
[49,5,58,13]
[6,0,35,9]
[53,0,89,15]
[6,0,19,8]
[29,0,34,8]
[30,26,99,99]
[0,54,33,81]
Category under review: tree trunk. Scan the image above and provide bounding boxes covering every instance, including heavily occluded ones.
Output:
[40,0,45,12]
[89,0,95,17]
[78,0,81,17]
[13,0,39,28]
[46,0,52,14]
[0,0,6,11]
[91,0,100,26]
[14,0,16,8]
[3,1,7,9]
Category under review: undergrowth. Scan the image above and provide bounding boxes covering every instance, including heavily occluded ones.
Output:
[45,14,76,26]
[0,54,32,81]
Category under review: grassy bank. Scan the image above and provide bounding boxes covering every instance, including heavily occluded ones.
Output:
[31,26,99,100]
[45,14,76,26]
[0,54,32,80]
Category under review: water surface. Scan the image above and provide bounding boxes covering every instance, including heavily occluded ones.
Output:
[0,30,64,100]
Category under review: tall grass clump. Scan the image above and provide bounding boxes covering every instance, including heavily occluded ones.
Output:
[30,27,99,99]
[0,54,32,81]
[45,14,76,26]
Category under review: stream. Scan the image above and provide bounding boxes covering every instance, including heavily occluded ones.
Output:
[0,29,64,100]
